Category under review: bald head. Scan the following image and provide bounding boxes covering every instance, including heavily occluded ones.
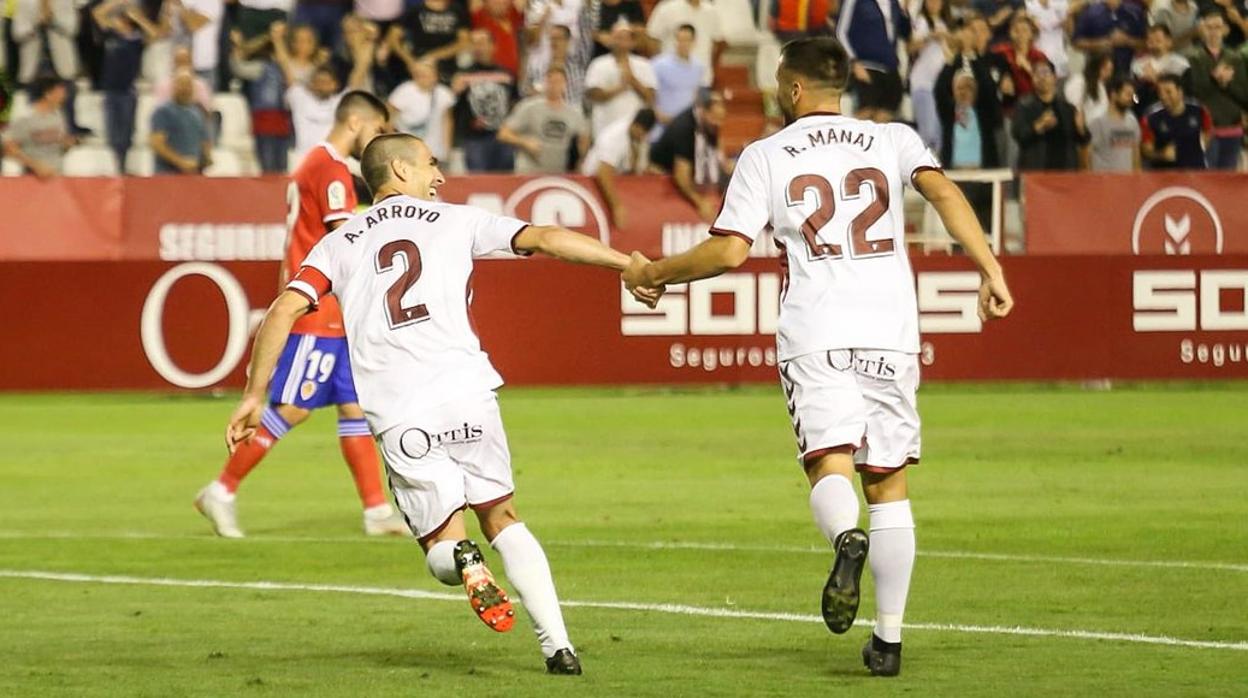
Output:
[360,133,445,201]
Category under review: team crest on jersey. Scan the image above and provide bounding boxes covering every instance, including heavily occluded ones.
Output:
[300,380,318,401]
[327,181,347,211]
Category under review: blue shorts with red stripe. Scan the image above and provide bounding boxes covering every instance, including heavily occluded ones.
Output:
[269,334,359,409]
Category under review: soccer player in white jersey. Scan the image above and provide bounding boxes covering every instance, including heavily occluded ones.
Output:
[224,133,661,675]
[623,37,1014,677]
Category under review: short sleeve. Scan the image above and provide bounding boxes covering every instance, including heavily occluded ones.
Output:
[709,144,769,244]
[321,167,357,225]
[502,98,533,132]
[150,107,171,134]
[287,242,334,307]
[584,58,609,89]
[893,124,942,185]
[472,209,533,258]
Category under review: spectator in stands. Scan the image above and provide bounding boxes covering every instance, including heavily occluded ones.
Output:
[1141,74,1211,169]
[1087,75,1139,171]
[585,23,656,135]
[2,77,73,177]
[769,0,832,43]
[593,0,647,58]
[11,0,79,86]
[1063,49,1112,124]
[498,66,589,173]
[1071,0,1145,73]
[173,0,226,88]
[523,24,587,107]
[473,0,524,77]
[388,60,455,161]
[1153,0,1200,50]
[238,0,294,40]
[294,0,352,49]
[383,0,470,85]
[935,20,1004,169]
[1024,0,1069,78]
[910,0,954,152]
[452,28,519,172]
[971,0,1022,46]
[282,21,374,161]
[992,13,1049,114]
[274,22,330,87]
[1010,58,1088,170]
[92,0,161,171]
[229,29,293,172]
[1131,25,1190,117]
[353,0,404,34]
[582,107,657,229]
[647,0,725,81]
[653,24,707,125]
[649,90,726,222]
[1185,8,1248,169]
[836,0,911,122]
[1206,0,1248,48]
[154,46,216,111]
[526,0,584,84]
[150,68,213,174]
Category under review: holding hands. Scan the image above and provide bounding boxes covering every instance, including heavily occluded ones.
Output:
[623,252,665,309]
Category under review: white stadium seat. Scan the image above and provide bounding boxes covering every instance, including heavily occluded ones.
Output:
[63,145,119,176]
[125,147,155,177]
[204,147,244,177]
[75,90,106,144]
[132,94,161,147]
[1,158,22,176]
[214,93,254,150]
[10,90,30,121]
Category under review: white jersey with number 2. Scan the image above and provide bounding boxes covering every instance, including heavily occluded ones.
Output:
[711,113,941,360]
[287,195,530,433]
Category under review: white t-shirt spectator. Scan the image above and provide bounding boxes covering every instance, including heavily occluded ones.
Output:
[1130,52,1190,80]
[288,85,343,161]
[909,13,947,90]
[585,53,656,135]
[580,116,648,174]
[1063,75,1108,124]
[526,0,584,84]
[389,81,456,160]
[646,0,723,77]
[184,0,225,74]
[354,0,405,21]
[1026,0,1069,77]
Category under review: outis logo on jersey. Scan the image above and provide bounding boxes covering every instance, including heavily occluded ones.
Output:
[399,424,486,459]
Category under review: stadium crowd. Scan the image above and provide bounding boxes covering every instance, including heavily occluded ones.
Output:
[0,0,1245,195]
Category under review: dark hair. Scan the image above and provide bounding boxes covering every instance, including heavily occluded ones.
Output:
[676,23,697,37]
[29,76,64,102]
[1157,74,1184,91]
[1199,6,1227,21]
[1106,74,1132,95]
[360,133,422,195]
[632,108,657,131]
[335,90,389,124]
[1148,23,1173,38]
[1081,49,1113,103]
[919,0,953,33]
[779,37,851,91]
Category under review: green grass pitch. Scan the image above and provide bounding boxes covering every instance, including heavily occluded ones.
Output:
[2,384,1246,696]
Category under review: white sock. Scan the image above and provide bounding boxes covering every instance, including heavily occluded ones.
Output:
[363,503,394,521]
[868,499,916,644]
[425,540,460,586]
[490,523,572,658]
[809,474,860,547]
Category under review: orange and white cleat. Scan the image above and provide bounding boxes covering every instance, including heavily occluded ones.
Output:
[453,540,515,633]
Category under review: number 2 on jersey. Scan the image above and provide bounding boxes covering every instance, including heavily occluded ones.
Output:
[786,168,893,261]
[376,240,431,329]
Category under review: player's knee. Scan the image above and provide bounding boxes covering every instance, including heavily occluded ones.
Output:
[477,501,520,541]
[804,448,856,488]
[862,469,908,504]
[275,404,311,426]
[336,403,365,420]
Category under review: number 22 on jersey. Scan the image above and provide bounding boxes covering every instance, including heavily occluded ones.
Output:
[786,167,893,261]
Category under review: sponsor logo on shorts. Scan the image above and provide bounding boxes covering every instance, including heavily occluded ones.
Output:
[399,424,485,459]
[853,354,897,380]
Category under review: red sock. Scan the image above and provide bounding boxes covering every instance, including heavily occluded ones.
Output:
[339,418,387,509]
[218,425,278,493]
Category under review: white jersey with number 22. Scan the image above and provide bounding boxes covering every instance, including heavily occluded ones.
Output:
[287,195,531,433]
[710,113,941,360]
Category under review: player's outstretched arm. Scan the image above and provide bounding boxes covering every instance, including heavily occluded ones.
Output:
[913,169,1014,322]
[623,233,751,290]
[225,290,312,453]
[513,225,633,270]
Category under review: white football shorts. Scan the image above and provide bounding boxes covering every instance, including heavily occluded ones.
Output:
[778,349,921,472]
[376,392,515,541]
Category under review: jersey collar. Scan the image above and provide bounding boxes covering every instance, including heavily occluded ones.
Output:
[319,141,348,164]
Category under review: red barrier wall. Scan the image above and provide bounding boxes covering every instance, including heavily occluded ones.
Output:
[2,255,1244,390]
[0,175,703,262]
[1024,172,1248,255]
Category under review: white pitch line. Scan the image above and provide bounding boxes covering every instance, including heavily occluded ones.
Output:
[0,569,1244,653]
[2,531,1246,574]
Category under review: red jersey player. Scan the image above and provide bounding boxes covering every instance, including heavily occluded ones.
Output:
[195,91,407,538]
